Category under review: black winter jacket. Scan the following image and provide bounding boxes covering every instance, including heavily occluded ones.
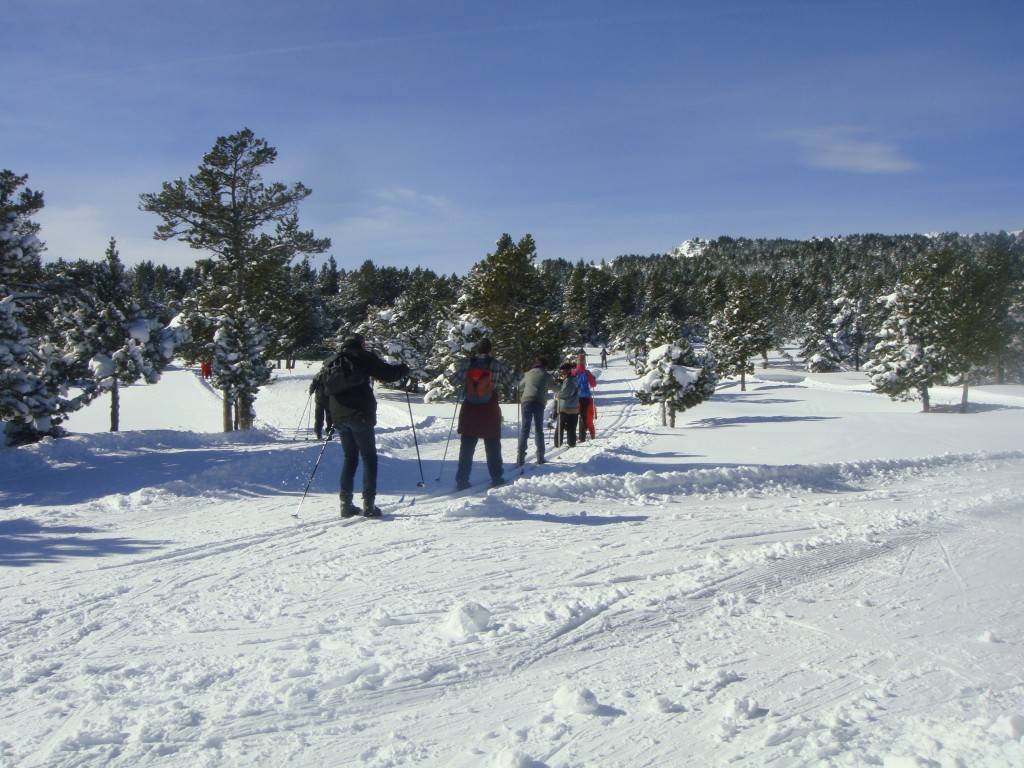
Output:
[326,348,409,426]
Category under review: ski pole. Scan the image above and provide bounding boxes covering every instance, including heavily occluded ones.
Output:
[292,426,335,518]
[294,393,312,441]
[306,393,315,440]
[436,400,460,482]
[405,389,426,487]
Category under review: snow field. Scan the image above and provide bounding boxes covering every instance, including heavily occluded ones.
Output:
[1,351,1023,767]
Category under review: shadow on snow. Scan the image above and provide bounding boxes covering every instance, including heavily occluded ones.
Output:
[0,518,167,568]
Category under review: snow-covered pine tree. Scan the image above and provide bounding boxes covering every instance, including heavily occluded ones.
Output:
[633,314,682,376]
[830,294,870,371]
[62,239,180,431]
[210,304,272,430]
[705,286,773,391]
[0,179,71,445]
[799,303,845,373]
[866,281,942,412]
[423,314,492,402]
[635,340,719,427]
[357,303,422,390]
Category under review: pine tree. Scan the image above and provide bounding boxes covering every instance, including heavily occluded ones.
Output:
[705,286,772,391]
[140,128,329,430]
[73,239,180,431]
[636,340,719,427]
[211,304,271,430]
[867,280,943,412]
[799,303,845,373]
[460,234,564,372]
[0,173,71,445]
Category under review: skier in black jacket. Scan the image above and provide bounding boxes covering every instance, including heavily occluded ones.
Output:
[308,369,333,439]
[326,333,409,518]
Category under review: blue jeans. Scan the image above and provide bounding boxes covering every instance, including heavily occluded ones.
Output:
[456,436,503,488]
[336,415,378,502]
[518,400,545,464]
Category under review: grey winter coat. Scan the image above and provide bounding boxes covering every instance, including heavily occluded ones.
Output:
[519,366,556,405]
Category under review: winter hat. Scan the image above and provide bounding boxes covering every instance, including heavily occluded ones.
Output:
[476,338,493,355]
[343,333,365,350]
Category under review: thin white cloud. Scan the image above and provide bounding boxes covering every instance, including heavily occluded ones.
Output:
[374,187,451,212]
[792,127,919,173]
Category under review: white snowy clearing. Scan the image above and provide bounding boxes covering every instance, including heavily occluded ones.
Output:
[2,350,1023,768]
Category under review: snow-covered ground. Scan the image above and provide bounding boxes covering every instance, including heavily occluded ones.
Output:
[2,351,1023,768]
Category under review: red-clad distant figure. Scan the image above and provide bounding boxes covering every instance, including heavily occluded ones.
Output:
[572,353,597,442]
[200,360,212,379]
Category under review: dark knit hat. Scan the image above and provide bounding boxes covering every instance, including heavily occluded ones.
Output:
[342,333,365,349]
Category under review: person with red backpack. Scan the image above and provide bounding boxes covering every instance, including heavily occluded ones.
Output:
[447,338,517,490]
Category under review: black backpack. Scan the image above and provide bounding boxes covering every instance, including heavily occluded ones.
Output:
[322,351,366,396]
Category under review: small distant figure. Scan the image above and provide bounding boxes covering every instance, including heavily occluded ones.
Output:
[308,368,333,440]
[600,347,608,368]
[573,353,597,442]
[200,360,212,379]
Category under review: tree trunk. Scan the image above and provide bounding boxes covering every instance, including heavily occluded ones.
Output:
[740,370,746,392]
[110,380,120,432]
[222,391,234,432]
[761,351,769,369]
[660,400,667,427]
[239,394,255,429]
[920,386,931,413]
[960,375,969,414]
[669,406,676,428]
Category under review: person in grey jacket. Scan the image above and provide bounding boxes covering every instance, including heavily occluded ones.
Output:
[517,357,556,466]
[554,362,581,448]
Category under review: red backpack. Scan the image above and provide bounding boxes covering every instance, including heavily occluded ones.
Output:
[463,357,494,404]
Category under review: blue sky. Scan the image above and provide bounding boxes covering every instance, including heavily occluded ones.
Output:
[6,0,1022,275]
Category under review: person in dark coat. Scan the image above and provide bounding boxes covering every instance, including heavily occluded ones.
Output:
[308,369,333,440]
[447,338,517,490]
[325,333,409,518]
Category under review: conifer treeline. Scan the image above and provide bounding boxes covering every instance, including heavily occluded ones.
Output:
[121,228,1024,392]
[4,152,1023,444]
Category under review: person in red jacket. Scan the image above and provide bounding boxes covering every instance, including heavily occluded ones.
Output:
[573,353,597,442]
[447,338,517,490]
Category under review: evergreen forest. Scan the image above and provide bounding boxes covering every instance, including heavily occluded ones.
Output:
[3,130,1023,445]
